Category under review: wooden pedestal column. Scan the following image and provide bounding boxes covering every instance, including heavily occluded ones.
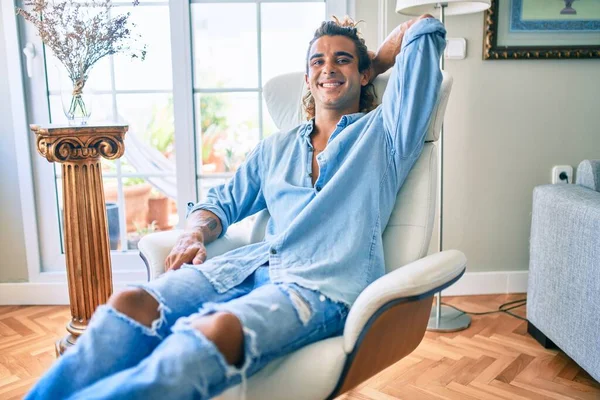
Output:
[31,124,128,356]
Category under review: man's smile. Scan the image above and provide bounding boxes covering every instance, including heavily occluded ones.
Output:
[318,80,344,89]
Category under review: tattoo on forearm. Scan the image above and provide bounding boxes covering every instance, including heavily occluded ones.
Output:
[206,217,218,232]
[187,210,222,244]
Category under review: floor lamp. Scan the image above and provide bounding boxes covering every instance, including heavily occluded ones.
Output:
[395,0,491,332]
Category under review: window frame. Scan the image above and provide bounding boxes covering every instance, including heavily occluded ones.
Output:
[16,0,352,283]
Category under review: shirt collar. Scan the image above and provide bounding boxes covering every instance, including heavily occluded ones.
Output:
[340,112,366,127]
[300,118,315,138]
[300,112,365,138]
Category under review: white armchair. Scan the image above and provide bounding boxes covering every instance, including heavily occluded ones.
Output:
[138,71,465,400]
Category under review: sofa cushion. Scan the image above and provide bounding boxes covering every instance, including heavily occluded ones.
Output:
[576,159,600,192]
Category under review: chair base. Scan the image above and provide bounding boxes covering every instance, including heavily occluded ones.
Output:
[426,304,471,332]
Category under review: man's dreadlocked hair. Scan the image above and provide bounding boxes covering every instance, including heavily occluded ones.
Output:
[303,16,377,120]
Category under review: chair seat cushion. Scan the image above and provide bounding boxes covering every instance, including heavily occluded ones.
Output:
[215,336,346,400]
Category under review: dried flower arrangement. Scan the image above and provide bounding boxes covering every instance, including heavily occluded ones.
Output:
[16,0,147,123]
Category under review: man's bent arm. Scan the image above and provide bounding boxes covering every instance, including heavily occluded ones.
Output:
[186,209,222,245]
[187,140,267,239]
[370,17,418,79]
[166,142,266,270]
[381,17,446,159]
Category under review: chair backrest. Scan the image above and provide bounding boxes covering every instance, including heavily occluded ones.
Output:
[256,71,453,271]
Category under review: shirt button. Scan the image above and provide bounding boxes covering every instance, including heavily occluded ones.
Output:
[270,248,277,255]
[316,186,322,192]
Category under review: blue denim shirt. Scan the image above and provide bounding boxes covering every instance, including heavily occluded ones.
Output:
[188,18,446,307]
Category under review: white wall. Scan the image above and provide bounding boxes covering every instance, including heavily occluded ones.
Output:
[354,0,379,49]
[0,4,29,282]
[356,0,600,272]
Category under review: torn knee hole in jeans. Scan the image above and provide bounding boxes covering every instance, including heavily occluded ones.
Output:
[285,287,313,326]
[173,305,259,400]
[126,284,172,339]
[175,304,260,373]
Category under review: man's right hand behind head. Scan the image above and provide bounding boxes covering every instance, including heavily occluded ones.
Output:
[372,14,435,77]
[164,231,207,272]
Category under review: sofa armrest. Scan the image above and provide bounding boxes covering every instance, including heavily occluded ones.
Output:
[138,223,252,280]
[529,184,600,305]
[576,160,600,192]
[343,250,467,353]
[528,184,600,382]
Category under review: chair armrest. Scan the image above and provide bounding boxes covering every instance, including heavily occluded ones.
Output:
[343,249,467,353]
[138,229,182,280]
[138,223,252,280]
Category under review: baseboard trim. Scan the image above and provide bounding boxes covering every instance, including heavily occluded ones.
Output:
[0,281,146,305]
[0,270,529,305]
[442,270,528,296]
[0,269,148,305]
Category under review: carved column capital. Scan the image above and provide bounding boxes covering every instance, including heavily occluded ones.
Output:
[31,124,128,163]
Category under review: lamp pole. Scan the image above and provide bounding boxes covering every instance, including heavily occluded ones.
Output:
[428,2,472,332]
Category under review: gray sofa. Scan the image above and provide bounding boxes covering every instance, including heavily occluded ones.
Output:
[527,160,600,382]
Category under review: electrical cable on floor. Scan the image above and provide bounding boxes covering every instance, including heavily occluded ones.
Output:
[441,298,527,321]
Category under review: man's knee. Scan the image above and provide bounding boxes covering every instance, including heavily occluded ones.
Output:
[107,288,160,327]
[191,312,244,367]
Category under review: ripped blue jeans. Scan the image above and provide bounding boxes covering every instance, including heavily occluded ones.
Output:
[25,264,349,400]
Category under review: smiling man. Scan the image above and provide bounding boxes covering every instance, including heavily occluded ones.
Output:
[27,15,446,400]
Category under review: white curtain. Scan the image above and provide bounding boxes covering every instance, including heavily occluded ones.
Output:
[124,132,177,199]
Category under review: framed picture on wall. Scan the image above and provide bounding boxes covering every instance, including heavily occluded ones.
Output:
[484,0,600,59]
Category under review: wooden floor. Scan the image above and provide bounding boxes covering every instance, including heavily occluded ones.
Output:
[0,294,598,399]
[339,294,600,400]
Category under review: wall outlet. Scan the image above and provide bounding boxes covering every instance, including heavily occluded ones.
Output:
[445,38,467,60]
[552,165,573,184]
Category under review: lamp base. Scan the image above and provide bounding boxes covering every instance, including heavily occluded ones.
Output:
[426,304,471,332]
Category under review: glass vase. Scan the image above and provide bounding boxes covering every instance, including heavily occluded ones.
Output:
[56,64,93,126]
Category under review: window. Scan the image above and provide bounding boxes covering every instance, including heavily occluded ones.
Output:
[45,2,177,263]
[22,0,346,277]
[190,1,326,199]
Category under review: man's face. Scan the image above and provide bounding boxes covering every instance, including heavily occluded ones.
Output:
[305,35,369,115]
